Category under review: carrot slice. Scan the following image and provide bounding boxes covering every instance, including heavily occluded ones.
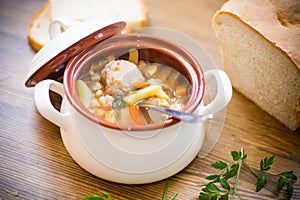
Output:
[175,85,187,96]
[132,81,150,89]
[128,105,145,125]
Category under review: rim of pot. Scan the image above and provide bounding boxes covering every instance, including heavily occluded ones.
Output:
[63,33,205,131]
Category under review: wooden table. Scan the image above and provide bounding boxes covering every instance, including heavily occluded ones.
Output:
[1,0,299,199]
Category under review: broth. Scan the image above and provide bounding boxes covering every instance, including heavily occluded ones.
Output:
[76,49,191,126]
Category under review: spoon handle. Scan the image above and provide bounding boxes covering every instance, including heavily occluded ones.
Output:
[140,104,214,123]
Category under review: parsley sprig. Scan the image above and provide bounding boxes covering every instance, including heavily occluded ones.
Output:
[162,182,178,200]
[199,147,297,200]
[83,147,297,200]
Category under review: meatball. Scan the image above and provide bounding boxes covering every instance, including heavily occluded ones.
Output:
[101,60,145,96]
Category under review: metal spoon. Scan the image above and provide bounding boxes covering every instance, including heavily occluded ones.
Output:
[138,103,214,123]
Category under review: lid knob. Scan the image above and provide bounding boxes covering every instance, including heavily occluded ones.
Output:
[49,16,81,40]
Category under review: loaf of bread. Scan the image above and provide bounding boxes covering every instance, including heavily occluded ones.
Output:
[28,0,147,51]
[213,0,300,130]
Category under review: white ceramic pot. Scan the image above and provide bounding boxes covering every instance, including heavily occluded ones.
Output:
[26,17,232,184]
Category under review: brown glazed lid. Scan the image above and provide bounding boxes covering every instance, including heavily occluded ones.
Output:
[25,17,125,87]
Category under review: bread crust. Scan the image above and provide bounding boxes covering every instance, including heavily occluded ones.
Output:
[28,0,148,51]
[27,2,50,51]
[138,0,148,28]
[214,11,299,72]
[216,0,300,70]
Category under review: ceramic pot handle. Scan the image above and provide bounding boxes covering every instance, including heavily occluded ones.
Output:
[201,69,232,115]
[49,16,80,39]
[34,80,70,130]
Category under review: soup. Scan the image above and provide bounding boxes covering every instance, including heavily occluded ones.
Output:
[76,49,191,126]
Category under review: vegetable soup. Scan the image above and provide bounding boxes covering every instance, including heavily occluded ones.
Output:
[76,49,191,126]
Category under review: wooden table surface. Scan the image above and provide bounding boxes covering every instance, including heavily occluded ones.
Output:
[1,0,299,199]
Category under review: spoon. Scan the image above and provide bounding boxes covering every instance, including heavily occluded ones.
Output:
[138,103,214,123]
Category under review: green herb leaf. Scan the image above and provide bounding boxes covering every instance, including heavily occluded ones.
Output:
[223,168,238,179]
[83,191,112,200]
[211,194,218,200]
[170,193,178,200]
[277,177,284,192]
[268,155,275,165]
[205,174,220,181]
[287,182,293,200]
[162,182,178,200]
[199,192,210,200]
[231,151,240,161]
[260,156,274,172]
[211,161,228,170]
[206,183,221,192]
[100,191,112,200]
[162,182,169,200]
[259,160,263,171]
[242,154,247,160]
[202,187,210,193]
[83,195,105,200]
[220,178,230,190]
[231,164,239,171]
[280,171,297,181]
[256,174,267,192]
[219,193,229,200]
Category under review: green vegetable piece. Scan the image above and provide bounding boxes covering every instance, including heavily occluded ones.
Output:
[112,97,127,109]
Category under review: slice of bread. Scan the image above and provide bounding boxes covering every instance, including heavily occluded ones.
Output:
[27,2,51,51]
[213,0,300,130]
[50,0,147,31]
[28,0,147,51]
